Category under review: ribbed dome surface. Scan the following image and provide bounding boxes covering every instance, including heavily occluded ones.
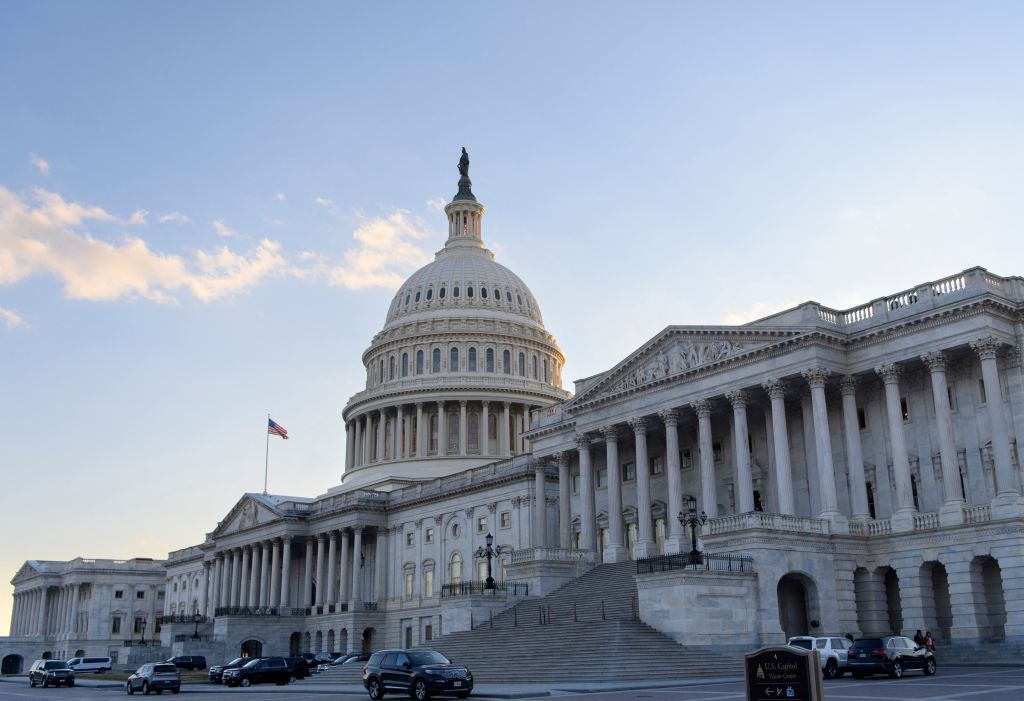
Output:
[384,246,544,328]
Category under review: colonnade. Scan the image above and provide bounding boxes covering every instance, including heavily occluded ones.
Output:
[345,400,540,470]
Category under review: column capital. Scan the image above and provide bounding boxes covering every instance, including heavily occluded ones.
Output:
[599,424,622,441]
[690,399,713,418]
[839,375,858,396]
[282,534,292,544]
[875,362,902,384]
[481,399,490,406]
[437,399,445,409]
[574,433,591,450]
[762,379,787,400]
[553,451,568,467]
[970,335,1005,360]
[416,401,424,409]
[801,366,831,389]
[658,409,679,427]
[316,533,326,543]
[534,461,547,474]
[459,399,468,408]
[353,525,364,534]
[503,401,511,409]
[725,389,748,408]
[921,350,948,372]
[628,416,648,434]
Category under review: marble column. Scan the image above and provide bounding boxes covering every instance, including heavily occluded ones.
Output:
[502,402,511,456]
[231,549,242,607]
[247,545,260,608]
[339,529,350,604]
[211,556,222,611]
[839,376,871,520]
[326,531,338,606]
[302,539,314,608]
[374,530,387,603]
[376,409,386,462]
[437,401,447,455]
[576,434,597,551]
[971,336,1021,506]
[36,588,48,637]
[533,461,548,547]
[630,417,657,557]
[803,367,845,529]
[68,584,80,635]
[480,401,490,456]
[919,353,964,525]
[556,452,572,548]
[259,541,271,607]
[394,406,403,459]
[364,412,374,463]
[459,400,468,456]
[726,391,755,514]
[277,537,290,608]
[199,563,209,617]
[692,400,718,518]
[415,402,425,458]
[269,539,281,608]
[763,380,796,515]
[351,527,364,606]
[660,410,686,553]
[876,363,916,530]
[314,534,326,607]
[345,422,355,472]
[600,425,627,562]
[353,417,363,467]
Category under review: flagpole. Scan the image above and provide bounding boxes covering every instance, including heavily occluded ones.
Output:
[264,413,270,495]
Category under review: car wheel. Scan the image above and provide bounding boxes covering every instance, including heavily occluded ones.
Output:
[240,678,251,688]
[67,681,75,688]
[367,677,384,700]
[412,678,430,701]
[42,679,49,688]
[924,658,937,676]
[29,679,36,688]
[824,659,838,679]
[143,682,150,695]
[127,682,135,695]
[889,660,904,679]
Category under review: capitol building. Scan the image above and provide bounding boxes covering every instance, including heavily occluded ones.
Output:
[3,154,1024,676]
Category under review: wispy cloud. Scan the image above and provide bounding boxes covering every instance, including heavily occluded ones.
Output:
[158,212,190,224]
[328,210,434,289]
[0,306,25,328]
[426,197,447,212]
[273,192,287,203]
[314,196,341,217]
[29,153,50,176]
[128,209,148,225]
[212,218,241,239]
[0,186,289,303]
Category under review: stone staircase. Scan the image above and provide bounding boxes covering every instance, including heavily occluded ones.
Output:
[419,562,740,682]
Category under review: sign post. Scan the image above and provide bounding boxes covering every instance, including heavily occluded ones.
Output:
[744,646,823,701]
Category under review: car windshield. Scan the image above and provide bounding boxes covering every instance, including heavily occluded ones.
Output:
[153,665,177,674]
[408,651,450,666]
[242,659,262,668]
[44,661,69,670]
[852,638,882,649]
[788,639,813,650]
[226,658,246,666]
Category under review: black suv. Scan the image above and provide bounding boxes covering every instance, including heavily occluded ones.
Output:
[222,657,290,687]
[208,658,249,683]
[848,635,937,678]
[166,655,206,671]
[28,659,75,687]
[363,649,472,700]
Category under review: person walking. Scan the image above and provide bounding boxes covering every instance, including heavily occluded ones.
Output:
[924,631,935,651]
[914,629,925,646]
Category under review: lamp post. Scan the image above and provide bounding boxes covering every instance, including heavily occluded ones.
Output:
[678,495,708,565]
[192,613,202,640]
[139,620,147,646]
[474,533,502,590]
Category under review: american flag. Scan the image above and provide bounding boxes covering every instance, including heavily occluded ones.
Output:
[268,418,289,440]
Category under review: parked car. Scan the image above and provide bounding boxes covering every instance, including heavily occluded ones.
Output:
[298,653,319,671]
[165,655,206,671]
[363,649,472,700]
[208,658,249,684]
[283,657,311,681]
[788,636,853,678]
[125,663,181,695]
[320,652,372,672]
[28,659,75,688]
[66,656,113,674]
[222,657,291,687]
[848,635,937,678]
[313,651,341,664]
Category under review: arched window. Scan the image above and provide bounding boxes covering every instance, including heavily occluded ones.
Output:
[405,295,410,306]
[543,358,549,383]
[449,347,459,372]
[467,287,474,298]
[468,347,477,372]
[426,289,432,301]
[432,348,441,373]
[517,294,523,305]
[481,287,488,299]
[503,350,511,374]
[429,414,438,453]
[468,413,479,451]
[415,291,421,302]
[518,352,526,377]
[488,413,497,441]
[453,286,460,298]
[416,350,424,375]
[506,292,512,303]
[379,359,384,383]
[494,288,501,301]
[448,413,459,451]
[449,553,463,585]
[439,286,446,299]
[402,353,409,377]
[486,348,494,372]
[389,356,395,380]
[531,355,537,379]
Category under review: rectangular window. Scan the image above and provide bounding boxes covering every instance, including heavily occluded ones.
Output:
[596,468,608,488]
[572,473,579,494]
[424,570,434,598]
[114,590,123,599]
[133,617,145,634]
[406,532,414,547]
[857,408,866,430]
[947,386,957,411]
[477,516,487,533]
[136,590,145,599]
[424,528,434,544]
[500,511,511,529]
[424,623,433,641]
[649,455,663,476]
[979,379,987,404]
[712,442,723,463]
[405,573,414,600]
[111,617,121,634]
[621,462,636,482]
[900,397,910,421]
[681,449,693,469]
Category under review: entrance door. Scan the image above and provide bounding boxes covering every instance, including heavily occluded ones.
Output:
[240,639,263,658]
[778,576,809,639]
[2,655,23,675]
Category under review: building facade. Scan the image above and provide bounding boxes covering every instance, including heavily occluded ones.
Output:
[4,156,1024,671]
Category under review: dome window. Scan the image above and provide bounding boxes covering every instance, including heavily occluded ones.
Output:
[439,287,446,299]
[405,294,410,306]
[506,291,512,304]
[453,286,460,298]
[449,347,459,372]
[543,358,549,383]
[486,348,495,372]
[518,352,526,377]
[416,350,424,375]
[426,289,433,301]
[432,348,441,373]
[480,287,487,299]
[415,291,421,302]
[517,294,523,306]
[467,286,474,298]
[402,353,409,378]
[494,288,501,301]
[468,347,477,372]
[503,350,511,375]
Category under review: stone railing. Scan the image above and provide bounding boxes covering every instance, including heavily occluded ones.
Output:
[345,374,571,407]
[388,455,537,506]
[510,547,594,565]
[963,503,992,524]
[866,519,892,536]
[705,512,830,536]
[913,512,941,530]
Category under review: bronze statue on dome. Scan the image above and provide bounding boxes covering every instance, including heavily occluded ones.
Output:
[458,147,470,177]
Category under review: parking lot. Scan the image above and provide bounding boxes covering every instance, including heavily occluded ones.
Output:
[3,666,1024,701]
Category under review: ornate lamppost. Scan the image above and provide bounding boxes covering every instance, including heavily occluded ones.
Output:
[474,533,502,590]
[678,495,708,565]
[192,613,202,640]
[139,620,147,646]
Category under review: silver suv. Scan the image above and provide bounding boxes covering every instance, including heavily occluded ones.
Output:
[788,636,854,678]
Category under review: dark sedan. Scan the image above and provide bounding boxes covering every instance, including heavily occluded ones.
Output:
[208,657,250,684]
[848,635,936,678]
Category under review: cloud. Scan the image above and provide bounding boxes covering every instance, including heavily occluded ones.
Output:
[0,307,25,328]
[273,192,287,203]
[212,218,241,238]
[29,153,50,176]
[328,210,434,290]
[128,209,148,225]
[0,186,289,303]
[158,212,190,224]
[314,196,341,217]
[426,197,447,212]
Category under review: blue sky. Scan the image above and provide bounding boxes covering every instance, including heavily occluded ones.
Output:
[2,1,1023,634]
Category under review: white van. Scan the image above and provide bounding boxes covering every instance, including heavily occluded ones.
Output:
[66,656,112,673]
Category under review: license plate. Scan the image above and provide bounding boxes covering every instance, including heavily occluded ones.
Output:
[454,681,462,687]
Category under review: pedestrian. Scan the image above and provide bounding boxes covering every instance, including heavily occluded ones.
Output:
[845,633,854,642]
[924,631,935,651]
[914,629,925,646]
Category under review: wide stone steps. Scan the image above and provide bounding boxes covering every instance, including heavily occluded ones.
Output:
[313,664,365,683]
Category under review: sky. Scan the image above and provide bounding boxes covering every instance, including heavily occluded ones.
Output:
[2,1,1023,635]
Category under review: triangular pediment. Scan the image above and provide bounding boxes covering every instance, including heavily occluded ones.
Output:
[11,561,42,584]
[571,326,814,406]
[212,494,282,537]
